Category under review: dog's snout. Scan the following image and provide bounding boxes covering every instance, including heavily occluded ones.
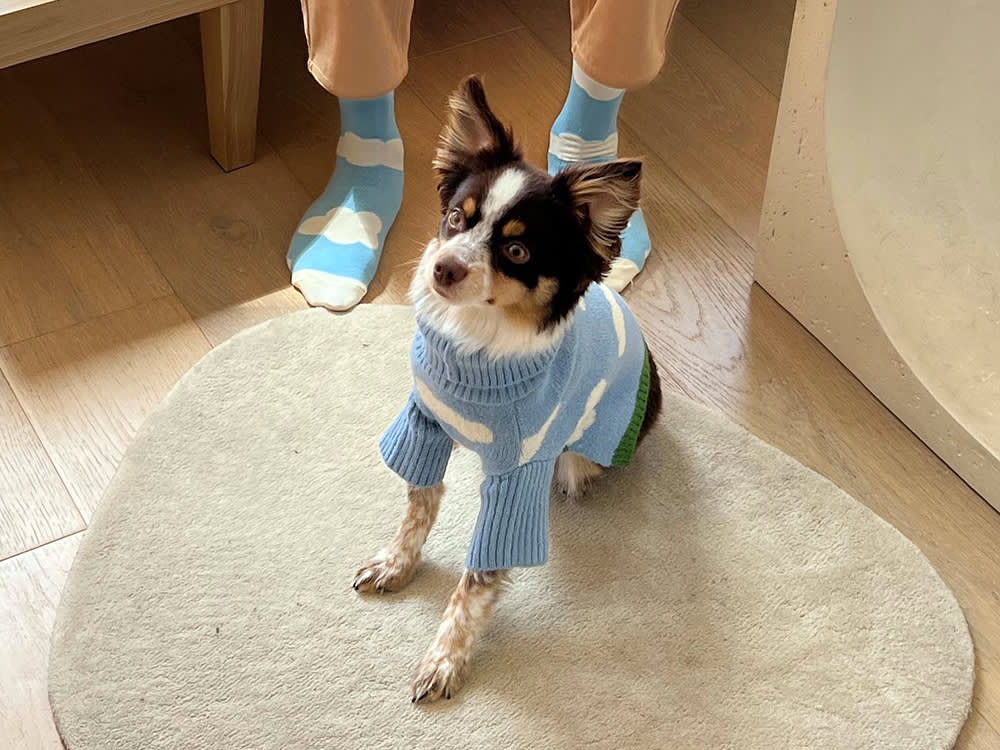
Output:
[433,257,469,287]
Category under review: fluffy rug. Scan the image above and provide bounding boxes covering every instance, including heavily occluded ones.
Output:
[48,305,974,749]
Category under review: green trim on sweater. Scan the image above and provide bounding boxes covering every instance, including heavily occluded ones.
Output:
[611,347,651,467]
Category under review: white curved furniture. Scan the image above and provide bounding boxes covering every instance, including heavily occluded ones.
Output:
[757,0,1000,509]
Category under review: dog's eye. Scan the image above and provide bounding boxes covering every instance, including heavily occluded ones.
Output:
[502,242,530,264]
[446,207,465,232]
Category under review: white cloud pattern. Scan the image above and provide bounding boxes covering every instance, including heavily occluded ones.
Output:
[416,379,494,444]
[297,206,383,249]
[548,132,618,162]
[599,284,627,357]
[519,405,561,465]
[568,379,609,446]
[337,132,404,170]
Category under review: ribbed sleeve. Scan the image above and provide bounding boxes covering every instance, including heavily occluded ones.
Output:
[465,459,556,570]
[379,396,453,488]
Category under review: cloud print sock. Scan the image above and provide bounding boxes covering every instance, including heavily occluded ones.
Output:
[548,62,651,292]
[288,92,404,311]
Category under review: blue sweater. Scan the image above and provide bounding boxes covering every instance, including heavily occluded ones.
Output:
[380,283,651,570]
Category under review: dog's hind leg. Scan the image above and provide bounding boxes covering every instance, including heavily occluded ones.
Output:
[553,451,604,497]
[353,483,444,593]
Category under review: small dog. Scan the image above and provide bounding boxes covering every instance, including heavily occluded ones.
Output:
[353,76,662,703]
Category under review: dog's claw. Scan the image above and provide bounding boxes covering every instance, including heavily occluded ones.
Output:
[353,554,417,594]
[412,653,464,704]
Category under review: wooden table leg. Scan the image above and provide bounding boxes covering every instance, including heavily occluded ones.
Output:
[199,0,264,171]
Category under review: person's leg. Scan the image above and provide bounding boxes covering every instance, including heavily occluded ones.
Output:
[290,0,414,310]
[551,0,679,291]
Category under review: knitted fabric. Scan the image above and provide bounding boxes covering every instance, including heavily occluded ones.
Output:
[288,93,403,311]
[381,283,650,569]
[548,61,651,291]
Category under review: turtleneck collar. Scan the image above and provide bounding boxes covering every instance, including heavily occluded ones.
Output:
[413,320,572,404]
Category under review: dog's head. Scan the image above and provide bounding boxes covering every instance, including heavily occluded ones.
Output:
[411,76,642,356]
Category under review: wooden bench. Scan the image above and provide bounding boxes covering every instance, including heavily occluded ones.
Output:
[0,0,264,171]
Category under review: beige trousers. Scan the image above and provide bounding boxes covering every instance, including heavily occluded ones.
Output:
[300,0,680,99]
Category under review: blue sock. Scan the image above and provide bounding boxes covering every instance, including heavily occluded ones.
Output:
[288,92,404,311]
[548,62,650,291]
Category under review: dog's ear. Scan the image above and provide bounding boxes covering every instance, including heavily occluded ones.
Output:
[433,76,520,207]
[554,159,642,262]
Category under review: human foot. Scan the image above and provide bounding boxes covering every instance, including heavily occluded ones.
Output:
[548,62,650,291]
[288,92,404,310]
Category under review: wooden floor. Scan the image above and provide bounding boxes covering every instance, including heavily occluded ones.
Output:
[1,1,997,746]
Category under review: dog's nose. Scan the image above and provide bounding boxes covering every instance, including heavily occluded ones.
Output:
[433,257,469,287]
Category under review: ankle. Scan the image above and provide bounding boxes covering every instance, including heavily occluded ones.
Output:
[333,92,405,177]
[339,91,400,141]
[551,61,625,142]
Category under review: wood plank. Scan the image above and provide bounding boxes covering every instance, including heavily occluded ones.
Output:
[621,14,778,245]
[199,0,264,171]
[958,708,1000,750]
[0,68,171,347]
[680,0,796,97]
[0,297,211,520]
[0,374,83,561]
[257,0,445,306]
[501,0,572,66]
[14,19,309,345]
[408,28,567,169]
[411,0,523,58]
[0,533,82,749]
[0,0,226,69]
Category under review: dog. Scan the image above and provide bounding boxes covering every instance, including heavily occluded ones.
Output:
[353,76,662,703]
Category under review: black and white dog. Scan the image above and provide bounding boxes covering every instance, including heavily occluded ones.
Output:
[354,76,662,703]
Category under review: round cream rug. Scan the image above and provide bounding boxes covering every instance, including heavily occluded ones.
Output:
[48,306,974,749]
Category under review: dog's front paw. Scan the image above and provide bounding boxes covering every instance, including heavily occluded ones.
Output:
[352,552,417,593]
[411,650,465,703]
